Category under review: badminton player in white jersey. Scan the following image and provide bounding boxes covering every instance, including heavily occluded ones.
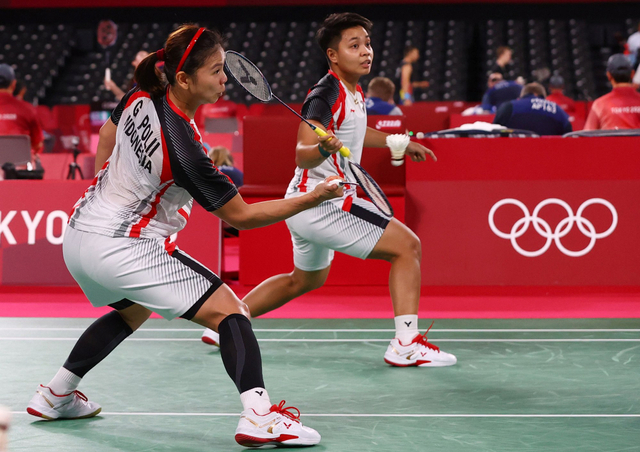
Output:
[25,25,340,448]
[203,13,456,368]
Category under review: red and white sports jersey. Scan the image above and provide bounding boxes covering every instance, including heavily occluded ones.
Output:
[69,88,237,242]
[584,86,640,131]
[286,70,367,197]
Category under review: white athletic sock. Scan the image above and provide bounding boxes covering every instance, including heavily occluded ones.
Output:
[394,315,419,345]
[47,367,81,395]
[240,387,271,415]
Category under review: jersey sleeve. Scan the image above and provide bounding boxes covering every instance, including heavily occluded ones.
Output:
[301,95,333,129]
[167,126,238,212]
[110,87,140,126]
[301,78,339,129]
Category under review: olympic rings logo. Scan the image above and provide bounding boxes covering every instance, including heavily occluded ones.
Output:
[488,198,617,257]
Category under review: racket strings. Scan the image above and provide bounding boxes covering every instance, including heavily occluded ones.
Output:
[349,164,394,217]
[224,52,271,101]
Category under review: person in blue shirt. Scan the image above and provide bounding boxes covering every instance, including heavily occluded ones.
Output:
[365,76,403,115]
[480,72,523,112]
[493,82,572,135]
[206,144,244,187]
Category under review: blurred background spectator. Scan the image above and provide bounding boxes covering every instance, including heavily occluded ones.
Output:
[365,76,403,115]
[493,82,572,135]
[584,54,640,130]
[489,45,513,79]
[546,74,576,114]
[627,21,640,67]
[104,50,148,101]
[480,72,523,112]
[396,46,430,106]
[207,144,243,188]
[0,64,44,158]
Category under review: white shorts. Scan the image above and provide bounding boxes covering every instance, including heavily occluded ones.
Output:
[285,195,390,271]
[63,227,222,320]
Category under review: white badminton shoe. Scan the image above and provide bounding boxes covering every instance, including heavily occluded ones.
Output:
[235,400,321,447]
[384,325,457,367]
[26,385,102,420]
[201,328,220,347]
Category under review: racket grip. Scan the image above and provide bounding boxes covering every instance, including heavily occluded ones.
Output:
[313,127,351,158]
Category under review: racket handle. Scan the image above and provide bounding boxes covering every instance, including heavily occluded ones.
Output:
[313,127,351,158]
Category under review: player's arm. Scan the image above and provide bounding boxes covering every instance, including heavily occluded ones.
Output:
[364,127,435,162]
[295,121,344,169]
[400,64,412,105]
[95,119,117,174]
[215,181,341,230]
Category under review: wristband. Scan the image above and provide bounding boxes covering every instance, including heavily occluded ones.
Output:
[318,144,331,158]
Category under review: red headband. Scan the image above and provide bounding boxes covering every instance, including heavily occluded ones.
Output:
[175,27,205,74]
[156,48,165,61]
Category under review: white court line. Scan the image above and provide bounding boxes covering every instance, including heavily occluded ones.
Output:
[10,411,640,418]
[1,328,639,333]
[2,338,640,342]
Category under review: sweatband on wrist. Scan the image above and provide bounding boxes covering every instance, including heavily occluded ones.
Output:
[318,145,331,158]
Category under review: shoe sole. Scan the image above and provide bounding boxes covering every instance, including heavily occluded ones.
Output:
[201,336,220,347]
[235,433,318,447]
[384,356,456,367]
[26,407,102,420]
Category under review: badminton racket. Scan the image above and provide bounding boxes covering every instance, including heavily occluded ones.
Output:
[224,50,351,158]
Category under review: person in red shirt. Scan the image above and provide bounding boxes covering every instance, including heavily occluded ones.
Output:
[584,54,640,130]
[546,74,576,114]
[0,64,44,156]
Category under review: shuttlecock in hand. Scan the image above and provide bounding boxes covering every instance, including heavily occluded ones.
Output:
[386,134,410,166]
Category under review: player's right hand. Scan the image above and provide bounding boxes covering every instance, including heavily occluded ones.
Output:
[313,176,344,201]
[318,132,344,155]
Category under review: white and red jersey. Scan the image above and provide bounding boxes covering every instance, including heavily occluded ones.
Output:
[69,88,237,242]
[286,70,367,197]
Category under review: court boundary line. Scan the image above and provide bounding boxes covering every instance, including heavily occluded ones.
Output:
[2,338,640,342]
[10,411,640,418]
[2,328,640,333]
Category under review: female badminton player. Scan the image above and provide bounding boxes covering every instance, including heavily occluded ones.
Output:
[203,13,456,369]
[26,25,339,448]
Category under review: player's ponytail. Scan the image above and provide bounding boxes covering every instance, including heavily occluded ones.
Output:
[135,51,165,98]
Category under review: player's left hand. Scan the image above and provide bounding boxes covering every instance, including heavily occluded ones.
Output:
[406,141,437,162]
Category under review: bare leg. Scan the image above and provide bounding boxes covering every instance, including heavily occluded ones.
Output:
[367,218,422,316]
[242,266,331,318]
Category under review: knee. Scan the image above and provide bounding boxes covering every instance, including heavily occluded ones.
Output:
[290,270,327,294]
[408,235,422,261]
[396,232,421,262]
[216,297,250,319]
[118,308,152,332]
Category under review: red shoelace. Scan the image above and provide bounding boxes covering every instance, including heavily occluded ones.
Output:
[73,390,89,401]
[269,400,301,421]
[412,321,440,352]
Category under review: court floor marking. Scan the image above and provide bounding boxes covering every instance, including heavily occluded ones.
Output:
[10,411,640,418]
[2,338,640,342]
[2,328,639,333]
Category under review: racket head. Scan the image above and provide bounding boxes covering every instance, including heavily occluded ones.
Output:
[348,161,394,217]
[224,50,272,102]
